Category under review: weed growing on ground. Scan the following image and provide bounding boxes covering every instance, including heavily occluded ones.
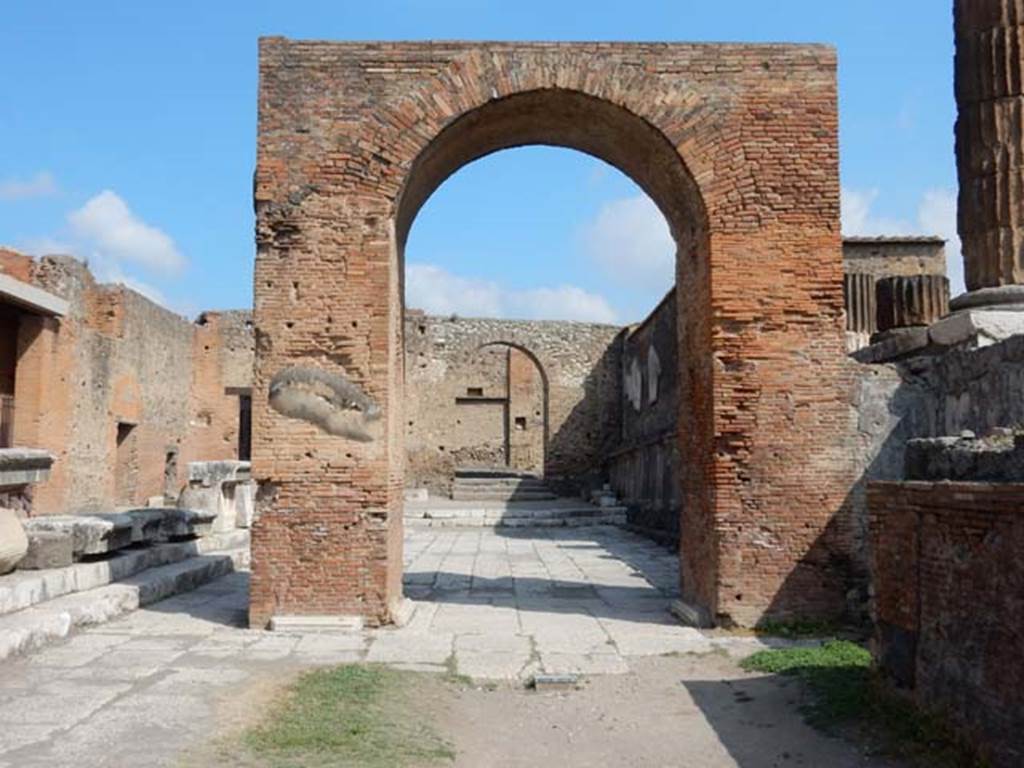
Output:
[741,640,985,768]
[242,664,454,768]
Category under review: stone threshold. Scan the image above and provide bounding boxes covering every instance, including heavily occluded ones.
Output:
[0,530,248,618]
[404,514,627,528]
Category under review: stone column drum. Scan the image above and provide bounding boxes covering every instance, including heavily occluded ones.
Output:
[875,275,950,334]
[955,0,1024,302]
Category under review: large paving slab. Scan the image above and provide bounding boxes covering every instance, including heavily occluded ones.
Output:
[0,526,801,767]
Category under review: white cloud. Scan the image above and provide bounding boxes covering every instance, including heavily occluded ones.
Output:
[68,190,186,275]
[580,194,674,291]
[18,189,189,314]
[406,263,617,323]
[406,264,503,318]
[0,171,58,201]
[842,186,965,295]
[506,285,618,324]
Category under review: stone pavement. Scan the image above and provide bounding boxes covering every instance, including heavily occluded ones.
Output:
[0,526,778,767]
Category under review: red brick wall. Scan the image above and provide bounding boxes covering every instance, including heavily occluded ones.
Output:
[7,254,253,515]
[869,481,1024,767]
[252,39,853,628]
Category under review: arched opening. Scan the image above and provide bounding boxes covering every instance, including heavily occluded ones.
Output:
[395,87,714,609]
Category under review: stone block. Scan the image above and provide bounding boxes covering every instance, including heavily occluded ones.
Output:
[0,449,54,490]
[150,508,215,541]
[269,615,364,633]
[20,530,74,570]
[122,510,164,545]
[234,481,257,528]
[851,326,931,364]
[0,508,28,574]
[24,515,134,558]
[928,309,1024,349]
[186,461,251,488]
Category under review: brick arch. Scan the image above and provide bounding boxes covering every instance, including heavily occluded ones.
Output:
[388,86,710,253]
[251,40,853,630]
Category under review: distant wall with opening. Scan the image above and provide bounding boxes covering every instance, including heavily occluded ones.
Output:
[404,311,622,496]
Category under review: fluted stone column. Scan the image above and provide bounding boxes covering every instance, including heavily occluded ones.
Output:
[875,275,950,333]
[954,0,1024,306]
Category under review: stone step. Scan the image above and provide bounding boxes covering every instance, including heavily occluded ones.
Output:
[451,491,558,501]
[454,467,538,480]
[407,505,625,521]
[0,530,249,618]
[0,547,247,662]
[404,513,627,528]
[452,487,552,496]
[452,477,549,488]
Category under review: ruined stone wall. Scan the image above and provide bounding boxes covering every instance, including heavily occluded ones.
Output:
[870,480,1024,768]
[22,257,196,512]
[4,253,254,514]
[608,289,680,541]
[188,311,255,463]
[404,313,621,495]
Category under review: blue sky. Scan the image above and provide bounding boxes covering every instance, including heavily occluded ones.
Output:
[1,1,960,323]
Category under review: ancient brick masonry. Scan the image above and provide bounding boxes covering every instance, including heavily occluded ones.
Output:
[0,251,254,515]
[252,39,856,628]
[870,480,1024,767]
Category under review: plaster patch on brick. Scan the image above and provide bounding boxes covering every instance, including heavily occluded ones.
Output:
[268,366,381,442]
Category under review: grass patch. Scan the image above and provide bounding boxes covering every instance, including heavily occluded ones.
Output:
[753,618,848,640]
[741,640,984,767]
[241,664,454,768]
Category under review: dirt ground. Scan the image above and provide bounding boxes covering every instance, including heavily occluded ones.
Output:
[434,655,898,768]
[197,654,900,768]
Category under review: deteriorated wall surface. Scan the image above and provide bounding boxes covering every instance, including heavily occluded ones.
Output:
[253,38,853,628]
[3,253,253,514]
[609,290,680,540]
[841,238,947,279]
[404,313,621,494]
[188,311,255,462]
[870,480,1024,768]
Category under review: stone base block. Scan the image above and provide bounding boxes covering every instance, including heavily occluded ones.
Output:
[671,598,713,629]
[390,597,416,627]
[928,308,1024,348]
[851,327,931,364]
[20,530,74,570]
[269,614,365,633]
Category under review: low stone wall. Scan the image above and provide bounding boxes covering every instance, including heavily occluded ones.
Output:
[869,480,1024,767]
